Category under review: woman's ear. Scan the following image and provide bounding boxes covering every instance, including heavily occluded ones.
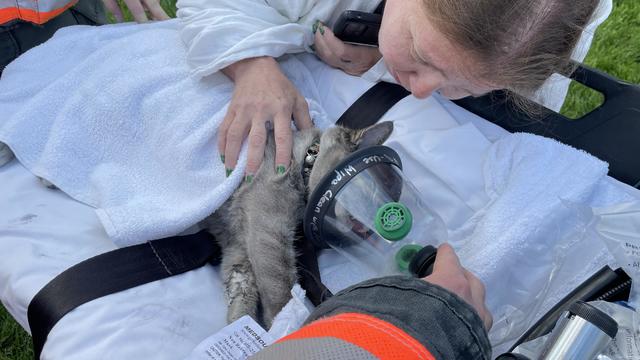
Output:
[354,121,394,149]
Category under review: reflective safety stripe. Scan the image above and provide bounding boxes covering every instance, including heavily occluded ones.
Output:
[0,0,78,24]
[278,313,436,360]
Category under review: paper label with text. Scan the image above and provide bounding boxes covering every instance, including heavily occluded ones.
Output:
[185,316,274,360]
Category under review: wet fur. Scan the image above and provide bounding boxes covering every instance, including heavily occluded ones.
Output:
[202,122,394,327]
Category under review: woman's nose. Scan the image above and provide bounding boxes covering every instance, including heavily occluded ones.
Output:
[409,74,441,99]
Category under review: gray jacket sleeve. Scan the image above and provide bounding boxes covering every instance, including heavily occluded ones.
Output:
[253,276,492,360]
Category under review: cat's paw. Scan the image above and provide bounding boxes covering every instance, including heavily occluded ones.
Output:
[0,142,14,167]
[224,267,260,324]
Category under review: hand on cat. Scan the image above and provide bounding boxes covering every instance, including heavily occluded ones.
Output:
[312,21,382,76]
[220,57,314,178]
[424,244,493,330]
[101,0,170,22]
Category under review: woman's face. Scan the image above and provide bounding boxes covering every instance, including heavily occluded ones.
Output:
[379,0,499,99]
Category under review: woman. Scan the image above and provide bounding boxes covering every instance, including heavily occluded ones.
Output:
[177,0,600,182]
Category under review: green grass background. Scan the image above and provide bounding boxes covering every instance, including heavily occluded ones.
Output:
[1,0,638,359]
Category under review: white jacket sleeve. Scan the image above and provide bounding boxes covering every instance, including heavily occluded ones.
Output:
[177,0,379,78]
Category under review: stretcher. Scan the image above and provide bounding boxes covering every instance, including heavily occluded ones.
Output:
[0,23,638,360]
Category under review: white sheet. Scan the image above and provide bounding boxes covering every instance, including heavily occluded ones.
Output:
[0,20,637,360]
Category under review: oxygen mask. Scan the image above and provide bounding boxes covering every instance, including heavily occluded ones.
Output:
[304,145,447,277]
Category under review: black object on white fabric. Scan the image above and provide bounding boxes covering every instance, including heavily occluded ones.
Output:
[27,231,221,360]
[336,81,409,129]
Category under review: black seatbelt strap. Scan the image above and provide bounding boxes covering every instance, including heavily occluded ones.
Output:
[295,225,333,306]
[27,231,220,360]
[26,81,410,359]
[336,81,410,129]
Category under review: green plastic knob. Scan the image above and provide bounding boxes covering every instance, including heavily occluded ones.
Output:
[375,202,413,241]
[395,244,423,272]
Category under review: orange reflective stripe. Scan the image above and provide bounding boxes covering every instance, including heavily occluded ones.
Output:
[278,313,436,360]
[0,0,77,24]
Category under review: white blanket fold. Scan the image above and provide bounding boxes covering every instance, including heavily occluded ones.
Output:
[0,20,331,246]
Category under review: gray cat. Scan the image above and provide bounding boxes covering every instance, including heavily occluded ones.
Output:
[202,121,394,327]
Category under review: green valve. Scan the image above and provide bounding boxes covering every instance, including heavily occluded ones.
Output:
[375,202,413,241]
[395,244,423,272]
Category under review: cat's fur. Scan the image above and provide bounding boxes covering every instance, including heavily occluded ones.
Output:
[202,121,394,327]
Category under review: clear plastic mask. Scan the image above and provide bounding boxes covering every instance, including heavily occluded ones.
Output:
[305,146,447,276]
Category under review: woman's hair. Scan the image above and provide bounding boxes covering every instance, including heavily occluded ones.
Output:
[420,0,600,97]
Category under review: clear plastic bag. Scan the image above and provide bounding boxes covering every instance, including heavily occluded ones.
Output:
[488,199,606,352]
[593,201,640,307]
[498,200,640,355]
[489,198,640,354]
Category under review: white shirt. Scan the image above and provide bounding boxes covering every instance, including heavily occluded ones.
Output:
[176,0,612,110]
[177,0,382,79]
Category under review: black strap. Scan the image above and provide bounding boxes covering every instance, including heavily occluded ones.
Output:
[27,231,221,359]
[295,225,333,306]
[336,81,410,129]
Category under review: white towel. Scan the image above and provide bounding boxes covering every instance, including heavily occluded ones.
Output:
[0,20,331,246]
[454,133,631,350]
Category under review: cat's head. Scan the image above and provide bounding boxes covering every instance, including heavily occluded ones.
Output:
[307,121,394,192]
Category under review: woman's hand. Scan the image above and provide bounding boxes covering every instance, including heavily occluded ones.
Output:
[220,57,313,180]
[101,0,170,22]
[424,244,493,330]
[312,21,382,76]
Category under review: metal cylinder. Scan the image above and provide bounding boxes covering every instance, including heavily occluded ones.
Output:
[540,301,618,360]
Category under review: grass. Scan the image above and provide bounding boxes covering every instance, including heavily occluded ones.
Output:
[0,309,31,360]
[561,0,640,118]
[1,0,638,358]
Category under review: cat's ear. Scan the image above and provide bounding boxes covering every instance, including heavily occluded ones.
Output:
[354,121,394,150]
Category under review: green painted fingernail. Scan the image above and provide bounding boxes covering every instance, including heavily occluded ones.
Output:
[220,154,225,163]
[226,168,233,177]
[245,175,254,184]
[312,20,319,34]
[318,24,325,35]
[276,165,286,175]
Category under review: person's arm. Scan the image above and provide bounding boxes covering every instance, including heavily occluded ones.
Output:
[176,0,381,78]
[177,0,322,78]
[176,0,382,181]
[175,1,376,179]
[252,244,492,360]
[175,0,325,178]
